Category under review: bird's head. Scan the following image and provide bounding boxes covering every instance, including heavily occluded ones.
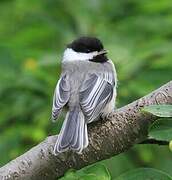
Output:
[63,36,108,63]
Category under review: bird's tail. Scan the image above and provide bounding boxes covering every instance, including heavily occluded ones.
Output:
[53,107,88,155]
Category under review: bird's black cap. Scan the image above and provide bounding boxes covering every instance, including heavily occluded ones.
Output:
[67,36,104,53]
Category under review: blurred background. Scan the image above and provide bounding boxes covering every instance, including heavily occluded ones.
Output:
[0,0,172,178]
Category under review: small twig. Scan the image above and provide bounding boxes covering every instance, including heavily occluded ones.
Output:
[139,138,169,145]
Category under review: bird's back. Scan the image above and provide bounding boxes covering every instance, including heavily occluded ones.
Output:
[62,60,115,110]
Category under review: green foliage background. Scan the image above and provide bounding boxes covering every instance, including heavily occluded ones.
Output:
[0,0,172,179]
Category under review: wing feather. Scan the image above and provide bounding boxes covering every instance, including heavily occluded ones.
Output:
[52,74,70,121]
[80,72,115,123]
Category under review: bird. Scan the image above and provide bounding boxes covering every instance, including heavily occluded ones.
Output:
[51,36,117,155]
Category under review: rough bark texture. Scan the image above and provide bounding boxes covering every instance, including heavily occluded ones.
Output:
[0,81,172,180]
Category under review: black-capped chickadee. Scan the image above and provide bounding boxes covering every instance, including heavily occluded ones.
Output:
[52,36,117,155]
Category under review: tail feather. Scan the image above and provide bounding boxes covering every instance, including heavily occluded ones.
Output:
[83,123,88,148]
[71,111,86,153]
[53,108,88,155]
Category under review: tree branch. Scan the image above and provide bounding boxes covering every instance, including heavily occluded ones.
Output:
[0,81,172,180]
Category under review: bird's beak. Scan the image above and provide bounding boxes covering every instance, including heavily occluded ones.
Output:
[97,49,108,55]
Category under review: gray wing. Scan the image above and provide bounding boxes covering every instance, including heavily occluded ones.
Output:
[52,74,70,121]
[79,72,115,123]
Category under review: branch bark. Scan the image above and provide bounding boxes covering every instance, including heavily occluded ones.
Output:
[0,81,172,180]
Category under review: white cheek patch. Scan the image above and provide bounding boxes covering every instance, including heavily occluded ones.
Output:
[63,48,98,62]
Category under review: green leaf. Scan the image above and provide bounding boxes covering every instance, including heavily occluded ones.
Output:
[115,168,172,180]
[83,163,111,180]
[149,119,172,141]
[142,105,172,117]
[80,174,99,180]
[169,140,172,151]
[60,169,79,180]
[60,164,111,180]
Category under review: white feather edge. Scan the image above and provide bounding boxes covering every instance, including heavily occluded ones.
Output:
[63,48,105,62]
